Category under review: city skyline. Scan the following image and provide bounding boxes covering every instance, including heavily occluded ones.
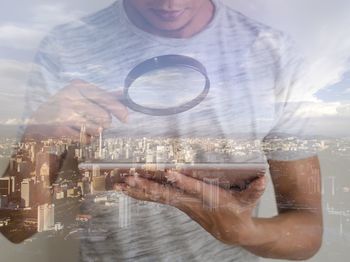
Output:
[0,1,349,261]
[0,128,349,262]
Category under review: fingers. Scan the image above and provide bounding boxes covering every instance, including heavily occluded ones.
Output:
[76,80,128,123]
[122,176,222,239]
[28,79,126,139]
[165,171,232,207]
[165,171,266,210]
[124,175,173,204]
[124,175,201,207]
[165,171,202,195]
[168,170,267,213]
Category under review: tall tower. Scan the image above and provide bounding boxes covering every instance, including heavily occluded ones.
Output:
[0,177,15,196]
[80,124,87,145]
[35,150,59,186]
[98,126,103,159]
[203,178,219,211]
[37,203,55,232]
[20,179,35,208]
[79,124,87,160]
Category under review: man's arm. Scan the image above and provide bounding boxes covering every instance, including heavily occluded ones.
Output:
[123,156,323,260]
[242,156,323,260]
[0,80,128,243]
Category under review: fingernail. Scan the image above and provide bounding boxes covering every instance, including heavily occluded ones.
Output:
[256,178,266,190]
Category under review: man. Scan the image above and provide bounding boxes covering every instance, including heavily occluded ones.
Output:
[3,0,322,261]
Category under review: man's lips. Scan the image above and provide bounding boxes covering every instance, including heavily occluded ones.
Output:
[151,9,186,21]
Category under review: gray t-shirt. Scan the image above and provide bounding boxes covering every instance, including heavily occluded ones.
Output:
[25,0,315,261]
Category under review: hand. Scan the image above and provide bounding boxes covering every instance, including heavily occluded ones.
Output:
[25,79,128,139]
[122,171,266,245]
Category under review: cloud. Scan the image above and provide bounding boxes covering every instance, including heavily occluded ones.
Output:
[336,104,350,116]
[31,4,86,28]
[295,101,350,118]
[230,0,350,102]
[0,0,349,137]
[3,118,23,125]
[296,102,340,118]
[0,59,32,94]
[0,60,33,120]
[0,3,87,51]
[0,24,44,50]
[2,0,349,97]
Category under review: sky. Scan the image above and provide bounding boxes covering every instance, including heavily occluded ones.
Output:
[0,0,350,137]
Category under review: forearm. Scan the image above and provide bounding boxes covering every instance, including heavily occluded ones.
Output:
[240,210,323,260]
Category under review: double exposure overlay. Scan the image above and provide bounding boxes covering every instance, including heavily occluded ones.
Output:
[0,0,349,261]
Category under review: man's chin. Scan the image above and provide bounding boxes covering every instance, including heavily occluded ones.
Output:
[149,21,193,36]
[152,22,186,31]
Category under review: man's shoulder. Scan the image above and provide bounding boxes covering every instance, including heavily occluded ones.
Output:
[44,2,119,43]
[220,1,289,50]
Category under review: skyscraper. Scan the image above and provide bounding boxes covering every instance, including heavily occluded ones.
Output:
[203,178,220,211]
[0,177,15,196]
[92,164,100,177]
[37,203,55,232]
[98,126,103,159]
[20,179,35,208]
[35,150,59,187]
[92,176,106,192]
[79,124,88,159]
[0,195,8,208]
[80,124,88,145]
[30,143,38,163]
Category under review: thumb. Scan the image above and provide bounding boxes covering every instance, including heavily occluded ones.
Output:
[77,80,128,123]
[237,176,266,206]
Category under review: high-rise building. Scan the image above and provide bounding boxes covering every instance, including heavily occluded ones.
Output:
[92,165,100,177]
[156,146,166,163]
[92,176,106,192]
[79,124,89,159]
[98,126,103,159]
[0,177,15,196]
[20,179,35,208]
[125,143,130,160]
[80,124,88,145]
[30,144,38,163]
[9,157,17,173]
[17,161,30,175]
[37,203,55,232]
[35,150,59,186]
[146,153,155,163]
[203,178,220,211]
[0,195,8,208]
[78,179,90,196]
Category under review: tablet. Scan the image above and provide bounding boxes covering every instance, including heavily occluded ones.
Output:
[79,162,267,190]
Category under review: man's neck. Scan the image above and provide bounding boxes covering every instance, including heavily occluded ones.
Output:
[124,1,215,39]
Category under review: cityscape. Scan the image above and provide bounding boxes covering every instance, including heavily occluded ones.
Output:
[0,124,349,244]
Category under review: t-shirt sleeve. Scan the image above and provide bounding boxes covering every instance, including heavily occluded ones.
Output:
[18,30,64,138]
[24,32,63,118]
[262,35,318,161]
